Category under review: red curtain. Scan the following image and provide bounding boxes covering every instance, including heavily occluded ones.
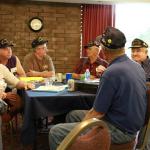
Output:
[81,4,116,57]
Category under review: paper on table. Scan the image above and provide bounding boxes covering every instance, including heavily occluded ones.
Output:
[84,78,100,83]
[20,77,44,82]
[32,85,68,92]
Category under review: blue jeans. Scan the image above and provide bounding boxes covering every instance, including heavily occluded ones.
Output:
[49,110,136,150]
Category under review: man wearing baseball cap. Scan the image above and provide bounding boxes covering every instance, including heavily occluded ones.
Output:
[23,37,55,77]
[49,27,146,150]
[72,40,108,79]
[0,38,26,78]
[129,38,150,81]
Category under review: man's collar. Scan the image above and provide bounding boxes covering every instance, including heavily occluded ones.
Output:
[109,54,127,66]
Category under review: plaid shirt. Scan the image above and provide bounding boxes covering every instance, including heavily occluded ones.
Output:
[74,57,108,77]
[141,57,150,81]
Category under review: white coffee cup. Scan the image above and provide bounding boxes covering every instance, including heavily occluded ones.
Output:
[56,73,63,82]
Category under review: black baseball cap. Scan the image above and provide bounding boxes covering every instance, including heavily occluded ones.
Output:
[0,39,14,49]
[100,27,126,49]
[129,38,148,48]
[32,37,48,48]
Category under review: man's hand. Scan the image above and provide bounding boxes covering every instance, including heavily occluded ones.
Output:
[82,108,104,121]
[24,83,35,90]
[96,65,106,74]
[0,92,7,99]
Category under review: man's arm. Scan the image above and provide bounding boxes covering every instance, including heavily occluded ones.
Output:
[26,70,55,78]
[16,56,26,77]
[82,108,105,121]
[2,65,34,90]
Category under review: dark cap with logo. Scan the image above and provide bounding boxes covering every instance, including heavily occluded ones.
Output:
[100,27,126,49]
[32,37,48,48]
[84,40,100,49]
[0,39,14,49]
[129,38,148,48]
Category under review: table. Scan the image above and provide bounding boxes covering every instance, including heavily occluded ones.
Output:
[21,89,96,145]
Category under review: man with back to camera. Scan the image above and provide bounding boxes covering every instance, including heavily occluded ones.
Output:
[129,38,150,81]
[72,40,108,79]
[48,27,147,150]
[23,37,55,78]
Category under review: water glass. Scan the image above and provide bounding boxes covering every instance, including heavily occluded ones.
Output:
[45,78,54,86]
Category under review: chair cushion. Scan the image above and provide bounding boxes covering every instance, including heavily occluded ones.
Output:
[68,126,111,150]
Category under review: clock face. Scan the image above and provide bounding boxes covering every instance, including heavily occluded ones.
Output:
[29,17,43,32]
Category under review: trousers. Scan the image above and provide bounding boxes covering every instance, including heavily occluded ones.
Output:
[49,110,136,150]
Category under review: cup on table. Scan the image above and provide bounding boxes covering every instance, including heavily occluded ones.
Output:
[44,78,54,86]
[56,73,63,82]
[67,79,75,91]
[66,73,72,82]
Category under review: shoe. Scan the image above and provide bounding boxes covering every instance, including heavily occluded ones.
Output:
[2,112,12,123]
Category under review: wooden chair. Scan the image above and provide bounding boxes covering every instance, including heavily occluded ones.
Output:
[56,89,150,150]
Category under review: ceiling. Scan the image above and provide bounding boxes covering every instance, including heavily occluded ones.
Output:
[30,0,150,4]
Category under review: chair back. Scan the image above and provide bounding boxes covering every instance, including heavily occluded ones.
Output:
[57,118,111,150]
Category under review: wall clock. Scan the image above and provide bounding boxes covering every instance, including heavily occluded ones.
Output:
[28,17,43,32]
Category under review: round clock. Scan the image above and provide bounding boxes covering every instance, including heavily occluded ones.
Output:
[29,17,43,32]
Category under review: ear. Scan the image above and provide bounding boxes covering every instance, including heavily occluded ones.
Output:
[145,49,148,54]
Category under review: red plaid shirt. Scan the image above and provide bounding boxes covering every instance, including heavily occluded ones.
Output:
[74,57,108,77]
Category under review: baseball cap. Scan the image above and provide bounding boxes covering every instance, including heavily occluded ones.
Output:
[0,39,14,49]
[32,37,48,48]
[100,27,126,49]
[129,38,148,48]
[84,40,100,49]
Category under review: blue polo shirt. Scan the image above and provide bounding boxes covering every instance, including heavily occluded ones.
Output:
[93,54,147,134]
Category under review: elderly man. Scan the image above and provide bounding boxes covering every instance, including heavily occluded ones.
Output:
[0,64,34,122]
[130,39,150,149]
[73,40,108,79]
[23,37,55,78]
[129,38,150,81]
[0,39,26,77]
[49,27,147,150]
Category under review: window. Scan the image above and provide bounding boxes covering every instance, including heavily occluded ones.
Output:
[115,3,150,57]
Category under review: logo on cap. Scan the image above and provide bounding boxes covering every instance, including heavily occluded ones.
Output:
[100,27,126,49]
[32,37,48,48]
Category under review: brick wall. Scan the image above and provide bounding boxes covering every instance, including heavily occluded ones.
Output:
[0,1,81,73]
